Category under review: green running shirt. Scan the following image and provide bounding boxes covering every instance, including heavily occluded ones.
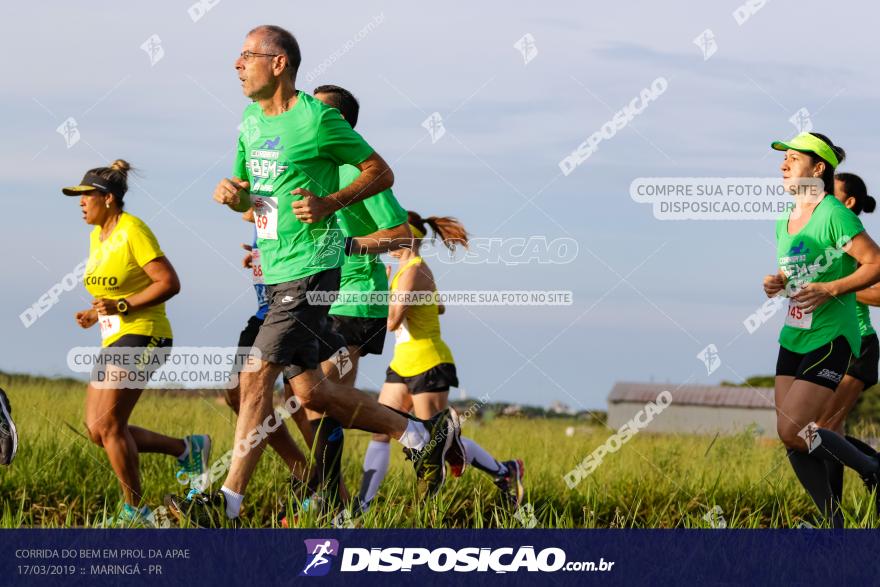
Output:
[330,164,408,318]
[776,195,864,355]
[233,93,374,285]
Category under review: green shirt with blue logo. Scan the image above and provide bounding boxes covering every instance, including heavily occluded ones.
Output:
[776,196,864,355]
[233,92,374,284]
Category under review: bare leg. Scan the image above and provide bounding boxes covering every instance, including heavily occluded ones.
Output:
[85,384,145,506]
[282,380,349,502]
[128,426,185,456]
[817,375,864,432]
[225,381,309,481]
[319,346,360,388]
[411,391,448,420]
[291,369,409,438]
[223,359,282,494]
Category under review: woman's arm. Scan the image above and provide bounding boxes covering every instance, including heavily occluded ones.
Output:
[764,270,786,298]
[91,256,181,315]
[792,232,880,312]
[387,264,420,332]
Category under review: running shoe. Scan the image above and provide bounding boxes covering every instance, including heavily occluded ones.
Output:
[174,434,212,487]
[163,490,238,528]
[493,459,525,508]
[278,493,322,528]
[404,407,460,497]
[0,387,18,466]
[99,503,156,528]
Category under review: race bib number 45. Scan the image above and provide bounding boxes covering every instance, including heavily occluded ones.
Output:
[253,196,278,240]
[785,300,813,330]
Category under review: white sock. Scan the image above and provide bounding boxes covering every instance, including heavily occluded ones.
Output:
[359,440,391,511]
[397,420,429,451]
[220,486,244,519]
[462,437,506,476]
[177,437,191,461]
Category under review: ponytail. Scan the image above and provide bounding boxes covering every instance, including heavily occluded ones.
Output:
[835,172,875,216]
[87,158,133,209]
[807,133,845,194]
[407,210,469,252]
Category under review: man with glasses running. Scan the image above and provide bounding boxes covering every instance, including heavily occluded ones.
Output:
[164,25,459,527]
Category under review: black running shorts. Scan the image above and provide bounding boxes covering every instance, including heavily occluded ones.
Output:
[385,363,459,394]
[237,315,264,349]
[91,334,172,389]
[328,315,387,357]
[776,335,853,392]
[281,313,348,380]
[253,268,340,371]
[232,315,264,375]
[846,333,880,388]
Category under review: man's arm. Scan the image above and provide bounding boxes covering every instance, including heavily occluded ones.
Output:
[213,177,251,212]
[857,285,880,307]
[326,152,394,210]
[292,152,394,223]
[348,222,412,255]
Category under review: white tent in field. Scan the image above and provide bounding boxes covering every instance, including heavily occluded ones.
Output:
[607,382,777,438]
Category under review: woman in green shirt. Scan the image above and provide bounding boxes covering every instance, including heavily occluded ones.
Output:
[815,172,879,511]
[764,132,880,527]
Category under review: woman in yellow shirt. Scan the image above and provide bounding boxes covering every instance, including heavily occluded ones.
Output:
[63,159,210,526]
[359,211,524,511]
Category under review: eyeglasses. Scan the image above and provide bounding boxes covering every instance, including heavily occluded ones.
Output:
[239,50,279,62]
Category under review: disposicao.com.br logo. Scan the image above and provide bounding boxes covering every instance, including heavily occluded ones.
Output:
[300,539,615,575]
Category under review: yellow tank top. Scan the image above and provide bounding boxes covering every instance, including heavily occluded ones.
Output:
[388,256,455,376]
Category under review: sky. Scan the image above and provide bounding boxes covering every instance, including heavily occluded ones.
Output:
[3,0,880,410]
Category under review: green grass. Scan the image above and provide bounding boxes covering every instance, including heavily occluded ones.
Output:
[2,373,879,529]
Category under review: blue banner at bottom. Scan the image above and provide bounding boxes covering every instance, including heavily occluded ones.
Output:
[1,529,876,586]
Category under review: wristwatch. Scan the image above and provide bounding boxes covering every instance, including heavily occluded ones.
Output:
[116,299,129,316]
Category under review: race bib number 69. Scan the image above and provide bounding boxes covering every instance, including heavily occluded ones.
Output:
[253,196,278,240]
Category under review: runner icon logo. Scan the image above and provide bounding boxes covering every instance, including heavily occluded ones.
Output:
[788,241,809,257]
[693,29,717,61]
[696,344,721,375]
[300,539,339,577]
[789,107,813,134]
[331,347,353,378]
[798,422,822,454]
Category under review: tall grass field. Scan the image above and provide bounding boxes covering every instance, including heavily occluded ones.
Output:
[3,372,879,529]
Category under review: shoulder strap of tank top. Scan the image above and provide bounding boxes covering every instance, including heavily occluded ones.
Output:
[391,256,423,290]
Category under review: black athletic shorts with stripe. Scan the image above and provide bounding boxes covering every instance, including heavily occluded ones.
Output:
[846,333,880,388]
[776,335,852,392]
[91,334,172,390]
